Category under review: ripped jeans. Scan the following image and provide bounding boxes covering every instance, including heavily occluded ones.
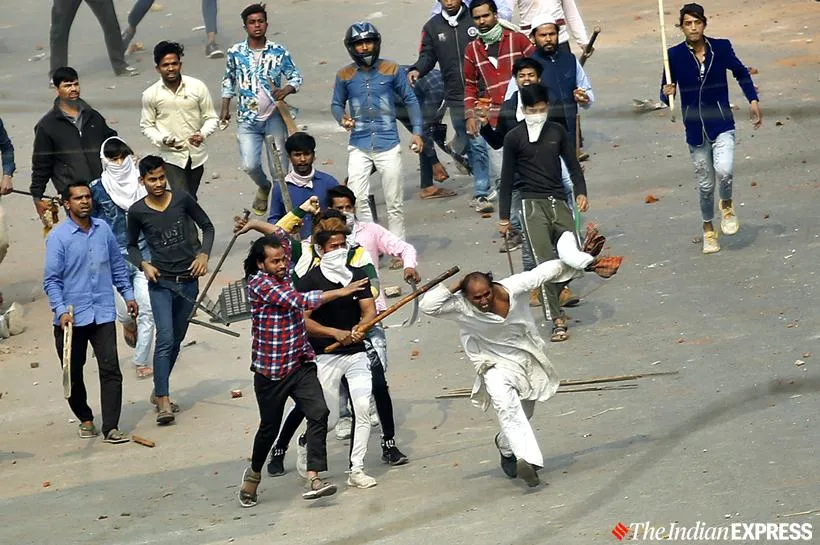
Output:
[689,130,735,222]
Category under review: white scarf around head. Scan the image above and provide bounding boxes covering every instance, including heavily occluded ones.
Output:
[99,137,146,210]
[284,168,315,188]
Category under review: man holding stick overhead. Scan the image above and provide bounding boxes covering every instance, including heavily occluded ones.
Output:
[661,3,761,255]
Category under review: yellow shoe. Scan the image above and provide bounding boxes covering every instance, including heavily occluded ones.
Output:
[720,201,739,235]
[702,230,720,254]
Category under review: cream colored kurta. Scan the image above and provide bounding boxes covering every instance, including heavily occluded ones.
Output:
[420,260,581,411]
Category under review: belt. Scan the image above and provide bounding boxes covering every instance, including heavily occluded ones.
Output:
[165,274,196,283]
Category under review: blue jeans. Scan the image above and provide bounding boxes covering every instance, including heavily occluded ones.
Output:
[689,130,735,222]
[129,0,217,34]
[236,114,289,192]
[148,280,198,397]
[449,109,490,197]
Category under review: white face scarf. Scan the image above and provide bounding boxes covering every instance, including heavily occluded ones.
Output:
[318,247,353,285]
[523,112,548,143]
[284,167,315,188]
[99,137,146,210]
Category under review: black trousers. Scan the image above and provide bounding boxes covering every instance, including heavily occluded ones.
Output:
[165,159,204,199]
[53,321,123,436]
[251,364,329,473]
[50,0,127,75]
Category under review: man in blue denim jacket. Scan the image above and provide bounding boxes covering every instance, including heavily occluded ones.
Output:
[661,3,762,254]
[331,22,424,249]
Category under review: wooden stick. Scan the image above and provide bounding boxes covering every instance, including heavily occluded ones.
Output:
[658,0,676,122]
[325,266,460,353]
[436,383,639,399]
[560,371,678,386]
[132,435,156,448]
[576,26,601,159]
[62,306,73,399]
[276,100,300,136]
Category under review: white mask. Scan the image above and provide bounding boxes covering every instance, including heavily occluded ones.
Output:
[342,211,356,231]
[319,247,353,285]
[523,112,548,143]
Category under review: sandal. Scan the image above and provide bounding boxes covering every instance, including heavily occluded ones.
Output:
[551,318,569,342]
[122,324,137,348]
[237,468,261,508]
[136,365,153,379]
[302,476,337,500]
[419,187,457,200]
[156,409,175,425]
[150,391,180,413]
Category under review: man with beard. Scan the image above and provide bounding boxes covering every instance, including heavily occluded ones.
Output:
[464,0,534,214]
[44,181,137,444]
[526,17,593,154]
[498,84,588,341]
[267,132,340,240]
[141,41,219,198]
[661,3,761,254]
[408,0,491,209]
[31,67,118,224]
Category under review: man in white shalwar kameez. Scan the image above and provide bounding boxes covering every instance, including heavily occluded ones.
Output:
[420,256,590,487]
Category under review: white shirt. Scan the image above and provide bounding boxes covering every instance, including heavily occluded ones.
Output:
[420,260,581,411]
[523,0,589,50]
[140,75,219,169]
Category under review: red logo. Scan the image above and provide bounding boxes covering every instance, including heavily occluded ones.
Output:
[612,522,629,541]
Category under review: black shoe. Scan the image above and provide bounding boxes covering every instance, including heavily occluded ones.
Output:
[495,433,517,478]
[115,65,140,77]
[516,459,540,487]
[267,447,286,477]
[205,42,225,59]
[381,439,409,466]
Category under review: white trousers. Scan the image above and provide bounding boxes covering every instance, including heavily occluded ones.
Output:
[114,271,155,367]
[317,352,373,471]
[484,367,543,468]
[346,145,405,240]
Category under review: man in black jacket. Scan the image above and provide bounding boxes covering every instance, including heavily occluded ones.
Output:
[30,67,117,222]
[408,0,491,213]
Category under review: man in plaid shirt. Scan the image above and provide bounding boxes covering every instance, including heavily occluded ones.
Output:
[236,225,368,506]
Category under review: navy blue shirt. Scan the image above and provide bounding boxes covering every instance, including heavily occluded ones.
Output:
[267,170,340,239]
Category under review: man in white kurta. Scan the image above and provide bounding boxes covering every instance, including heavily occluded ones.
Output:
[419,256,590,487]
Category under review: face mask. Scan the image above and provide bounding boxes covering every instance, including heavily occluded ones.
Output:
[523,112,548,142]
[342,211,355,231]
[319,247,353,285]
[478,23,503,45]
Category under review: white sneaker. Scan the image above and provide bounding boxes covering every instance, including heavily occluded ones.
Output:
[486,187,498,201]
[296,434,307,478]
[702,230,720,254]
[474,197,494,213]
[719,201,739,235]
[335,416,352,441]
[347,469,378,489]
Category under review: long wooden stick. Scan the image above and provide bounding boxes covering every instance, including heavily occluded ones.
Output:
[62,305,74,399]
[576,26,601,158]
[324,266,460,353]
[658,0,676,122]
[276,100,299,136]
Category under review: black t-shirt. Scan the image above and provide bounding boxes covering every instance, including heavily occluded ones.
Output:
[295,266,373,356]
[126,191,215,277]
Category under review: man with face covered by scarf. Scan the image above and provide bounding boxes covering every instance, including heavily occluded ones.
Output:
[90,137,155,379]
[497,84,587,342]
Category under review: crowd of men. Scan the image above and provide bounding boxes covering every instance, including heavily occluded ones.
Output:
[0,0,761,502]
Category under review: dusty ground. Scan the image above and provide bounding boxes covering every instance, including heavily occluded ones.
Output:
[0,0,818,544]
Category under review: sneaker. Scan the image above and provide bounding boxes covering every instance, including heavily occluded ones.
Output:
[252,187,270,216]
[702,230,720,254]
[296,434,307,478]
[78,422,99,439]
[103,429,130,444]
[495,433,517,478]
[335,416,352,441]
[719,201,739,235]
[381,439,409,466]
[347,469,378,489]
[267,447,286,477]
[115,65,140,77]
[500,230,522,253]
[122,27,135,51]
[473,196,494,213]
[205,42,225,59]
[516,459,540,487]
[486,187,498,201]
